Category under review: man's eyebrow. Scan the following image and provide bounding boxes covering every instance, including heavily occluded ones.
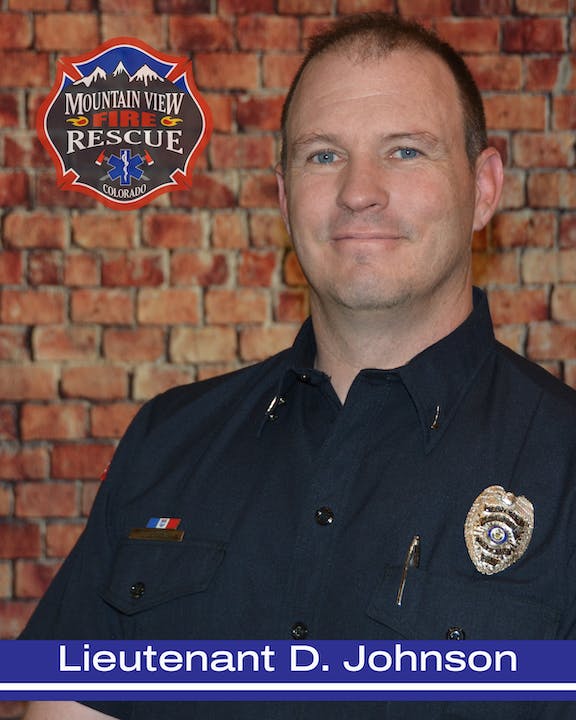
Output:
[289,131,444,151]
[290,132,341,151]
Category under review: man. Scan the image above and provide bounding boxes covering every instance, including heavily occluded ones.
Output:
[21,12,576,720]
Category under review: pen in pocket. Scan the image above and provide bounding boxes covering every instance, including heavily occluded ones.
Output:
[396,535,420,607]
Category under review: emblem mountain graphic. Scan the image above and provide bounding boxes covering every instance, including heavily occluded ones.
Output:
[73,63,165,88]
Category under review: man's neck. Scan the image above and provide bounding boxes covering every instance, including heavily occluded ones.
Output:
[311,289,474,404]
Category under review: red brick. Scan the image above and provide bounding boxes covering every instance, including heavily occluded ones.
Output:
[514,132,575,168]
[284,249,307,285]
[484,95,546,130]
[0,170,28,206]
[102,251,164,287]
[551,287,576,322]
[212,211,249,249]
[170,326,237,363]
[99,0,153,9]
[502,18,566,53]
[143,213,205,249]
[0,51,49,88]
[0,524,41,560]
[338,0,395,10]
[170,15,234,51]
[51,443,115,480]
[239,325,299,361]
[466,55,522,91]
[138,288,200,324]
[171,251,229,286]
[1,289,65,325]
[499,170,526,210]
[103,327,165,361]
[0,252,23,284]
[102,14,162,47]
[435,18,499,52]
[525,57,563,91]
[249,212,290,248]
[173,172,236,209]
[0,405,17,441]
[0,599,35,638]
[237,94,284,132]
[237,15,300,51]
[8,0,67,7]
[0,327,28,361]
[528,323,576,360]
[0,14,31,49]
[0,562,11,599]
[4,211,67,249]
[0,93,19,128]
[560,214,576,248]
[32,326,98,361]
[62,366,127,400]
[15,560,60,598]
[553,96,576,131]
[211,134,276,169]
[237,250,277,286]
[263,53,304,88]
[64,253,100,286]
[239,172,279,208]
[27,250,61,286]
[203,92,233,133]
[220,0,273,10]
[133,364,195,400]
[5,132,51,169]
[488,288,548,325]
[0,366,57,401]
[453,0,511,12]
[71,289,134,324]
[194,53,259,90]
[275,289,309,322]
[21,403,88,441]
[472,252,518,286]
[278,0,331,12]
[72,214,135,249]
[36,13,99,51]
[0,447,48,481]
[558,250,576,281]
[205,288,269,323]
[516,0,569,11]
[492,211,556,249]
[82,481,100,516]
[35,173,97,209]
[521,249,558,284]
[91,402,140,439]
[46,522,85,558]
[527,172,576,208]
[15,481,77,518]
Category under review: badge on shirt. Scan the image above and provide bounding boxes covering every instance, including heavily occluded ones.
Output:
[465,485,534,575]
[129,517,183,542]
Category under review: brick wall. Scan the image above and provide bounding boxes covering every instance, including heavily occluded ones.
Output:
[0,0,574,712]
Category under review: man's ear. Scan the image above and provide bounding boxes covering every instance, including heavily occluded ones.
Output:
[275,163,291,236]
[473,147,504,232]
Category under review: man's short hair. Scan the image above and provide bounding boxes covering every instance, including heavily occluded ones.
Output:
[280,13,488,170]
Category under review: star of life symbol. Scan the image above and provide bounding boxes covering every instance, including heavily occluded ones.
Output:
[37,37,212,210]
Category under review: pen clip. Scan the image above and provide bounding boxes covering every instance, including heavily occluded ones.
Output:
[396,535,420,607]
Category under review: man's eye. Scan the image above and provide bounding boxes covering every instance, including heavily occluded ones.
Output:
[394,147,421,160]
[310,151,337,164]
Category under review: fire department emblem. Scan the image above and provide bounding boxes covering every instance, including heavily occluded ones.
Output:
[37,37,212,210]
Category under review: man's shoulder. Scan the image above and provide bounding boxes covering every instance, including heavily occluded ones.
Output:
[495,340,576,416]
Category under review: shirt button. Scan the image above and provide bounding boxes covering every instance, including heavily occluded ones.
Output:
[291,622,309,640]
[446,626,465,640]
[315,506,334,525]
[130,581,146,599]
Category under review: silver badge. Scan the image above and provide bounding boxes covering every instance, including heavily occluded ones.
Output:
[465,485,534,575]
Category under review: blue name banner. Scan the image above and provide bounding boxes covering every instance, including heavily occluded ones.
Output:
[3,641,576,700]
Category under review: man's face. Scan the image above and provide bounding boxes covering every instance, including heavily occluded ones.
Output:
[277,48,499,319]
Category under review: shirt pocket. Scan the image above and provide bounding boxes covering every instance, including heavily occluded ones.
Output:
[366,566,560,640]
[99,538,226,617]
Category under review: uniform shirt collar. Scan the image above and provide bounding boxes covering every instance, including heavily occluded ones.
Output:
[270,287,496,451]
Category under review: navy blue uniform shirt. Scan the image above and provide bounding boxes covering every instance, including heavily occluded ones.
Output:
[21,288,576,719]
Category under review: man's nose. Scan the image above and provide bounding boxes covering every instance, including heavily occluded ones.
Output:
[336,155,390,212]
